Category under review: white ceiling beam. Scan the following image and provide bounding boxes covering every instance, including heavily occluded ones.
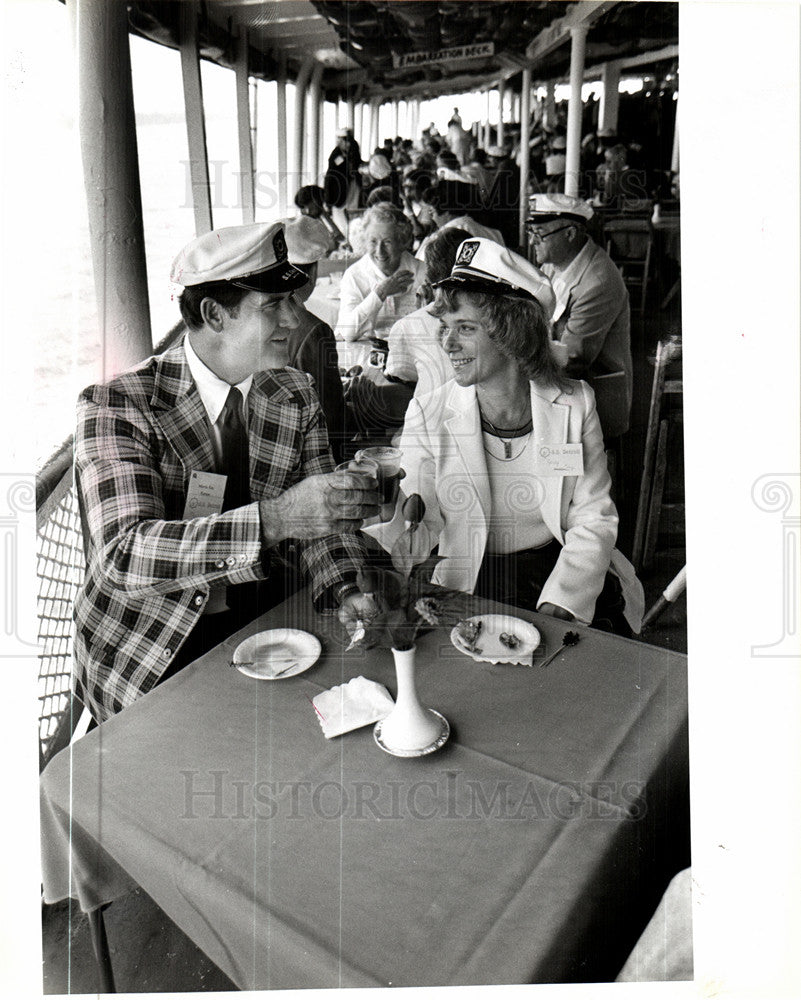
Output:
[618,43,679,71]
[525,0,620,63]
[533,43,679,86]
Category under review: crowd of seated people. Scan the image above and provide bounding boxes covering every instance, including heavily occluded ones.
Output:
[75,114,681,719]
[288,119,667,455]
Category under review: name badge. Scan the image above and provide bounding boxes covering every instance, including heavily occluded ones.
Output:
[183,471,227,519]
[533,443,584,477]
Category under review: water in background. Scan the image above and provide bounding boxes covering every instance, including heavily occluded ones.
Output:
[30,26,287,468]
[26,2,481,469]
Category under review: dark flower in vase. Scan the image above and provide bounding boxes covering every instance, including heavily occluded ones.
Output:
[339,557,444,652]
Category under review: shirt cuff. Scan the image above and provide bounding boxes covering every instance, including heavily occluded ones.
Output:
[318,574,359,613]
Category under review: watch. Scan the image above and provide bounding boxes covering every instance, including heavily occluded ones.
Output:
[333,581,360,606]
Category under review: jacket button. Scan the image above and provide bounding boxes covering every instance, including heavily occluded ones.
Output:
[215,559,225,569]
[225,556,236,567]
[163,648,172,659]
[193,594,204,607]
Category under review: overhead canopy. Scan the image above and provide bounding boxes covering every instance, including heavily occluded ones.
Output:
[126,0,678,100]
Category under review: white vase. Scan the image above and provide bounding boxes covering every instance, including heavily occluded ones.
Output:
[375,646,449,755]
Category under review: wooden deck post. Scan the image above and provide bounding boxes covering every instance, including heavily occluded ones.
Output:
[565,25,588,197]
[235,29,255,224]
[497,78,506,147]
[544,80,556,131]
[308,63,323,184]
[671,94,680,174]
[293,58,314,190]
[518,66,532,248]
[369,97,380,153]
[178,1,213,235]
[276,53,288,217]
[68,0,152,379]
[355,100,364,149]
[599,60,621,135]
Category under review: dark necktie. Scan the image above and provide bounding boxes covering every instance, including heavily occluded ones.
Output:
[218,386,250,511]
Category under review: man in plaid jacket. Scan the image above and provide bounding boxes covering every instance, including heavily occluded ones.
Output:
[74,223,377,723]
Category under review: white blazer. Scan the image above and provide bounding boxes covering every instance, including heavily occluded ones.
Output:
[371,377,643,630]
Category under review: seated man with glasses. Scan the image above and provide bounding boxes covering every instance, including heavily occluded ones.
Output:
[528,194,632,438]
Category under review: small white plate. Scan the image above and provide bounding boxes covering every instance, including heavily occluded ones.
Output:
[373,711,450,758]
[232,629,321,680]
[450,615,541,665]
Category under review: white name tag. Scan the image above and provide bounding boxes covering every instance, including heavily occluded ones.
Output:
[183,470,227,519]
[533,443,584,477]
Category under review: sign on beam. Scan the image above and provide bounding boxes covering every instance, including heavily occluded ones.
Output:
[392,41,494,70]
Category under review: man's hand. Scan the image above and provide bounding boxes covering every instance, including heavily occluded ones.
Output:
[259,472,380,542]
[377,270,414,300]
[538,602,575,622]
[338,589,379,627]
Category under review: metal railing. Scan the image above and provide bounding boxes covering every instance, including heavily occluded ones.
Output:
[36,321,185,769]
[37,459,85,769]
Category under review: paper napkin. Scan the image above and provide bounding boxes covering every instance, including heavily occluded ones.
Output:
[312,676,395,739]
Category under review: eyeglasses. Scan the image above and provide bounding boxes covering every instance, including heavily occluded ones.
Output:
[527,224,574,244]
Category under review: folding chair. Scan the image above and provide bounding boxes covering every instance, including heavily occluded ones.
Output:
[631,337,684,572]
[604,216,654,313]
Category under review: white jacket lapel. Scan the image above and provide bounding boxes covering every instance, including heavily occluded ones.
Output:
[443,383,491,524]
[530,382,569,544]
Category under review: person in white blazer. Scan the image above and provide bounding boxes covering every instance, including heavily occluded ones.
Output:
[373,237,643,633]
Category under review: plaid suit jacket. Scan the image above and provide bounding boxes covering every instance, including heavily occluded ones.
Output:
[73,341,366,722]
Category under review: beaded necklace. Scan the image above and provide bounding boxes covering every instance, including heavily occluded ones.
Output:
[479,398,533,461]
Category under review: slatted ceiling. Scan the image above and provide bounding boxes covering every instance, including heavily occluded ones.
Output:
[211,1,340,43]
[254,26,338,45]
[207,0,357,72]
[129,0,677,98]
[213,0,324,23]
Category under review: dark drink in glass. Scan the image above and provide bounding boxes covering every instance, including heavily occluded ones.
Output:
[355,446,402,520]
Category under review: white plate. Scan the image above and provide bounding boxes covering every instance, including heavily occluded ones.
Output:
[450,615,541,665]
[232,629,321,680]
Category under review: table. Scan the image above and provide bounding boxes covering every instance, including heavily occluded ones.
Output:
[41,591,689,989]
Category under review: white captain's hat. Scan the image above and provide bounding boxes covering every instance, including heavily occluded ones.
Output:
[170,222,308,292]
[528,193,594,224]
[280,216,331,264]
[434,237,556,320]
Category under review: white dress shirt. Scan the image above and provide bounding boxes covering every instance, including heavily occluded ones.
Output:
[184,335,254,613]
[184,334,253,471]
[384,304,452,398]
[334,251,426,342]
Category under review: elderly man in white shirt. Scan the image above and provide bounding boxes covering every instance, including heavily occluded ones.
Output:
[334,203,426,343]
